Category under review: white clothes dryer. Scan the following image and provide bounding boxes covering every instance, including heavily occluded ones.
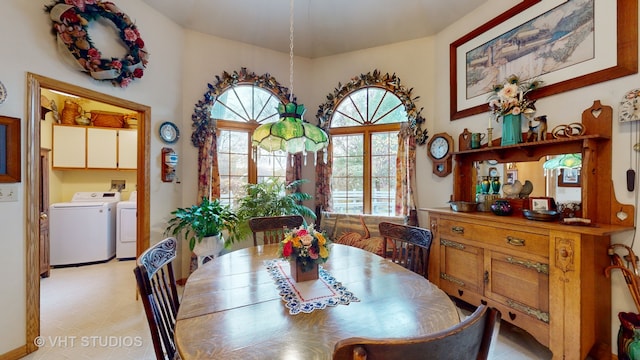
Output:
[49,191,121,266]
[116,191,137,259]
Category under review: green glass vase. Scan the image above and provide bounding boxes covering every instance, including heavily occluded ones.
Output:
[501,113,522,146]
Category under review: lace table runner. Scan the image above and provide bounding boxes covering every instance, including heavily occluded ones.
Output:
[265,259,360,315]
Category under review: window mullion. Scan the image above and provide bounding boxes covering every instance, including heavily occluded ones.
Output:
[363,130,372,214]
[248,131,257,184]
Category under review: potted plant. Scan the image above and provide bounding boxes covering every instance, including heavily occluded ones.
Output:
[165,197,238,256]
[226,178,316,245]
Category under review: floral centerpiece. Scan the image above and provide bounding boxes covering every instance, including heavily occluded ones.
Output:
[278,225,330,278]
[488,74,543,145]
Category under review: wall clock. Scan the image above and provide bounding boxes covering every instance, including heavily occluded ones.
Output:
[159,121,179,144]
[620,89,640,122]
[0,81,6,104]
[427,132,454,177]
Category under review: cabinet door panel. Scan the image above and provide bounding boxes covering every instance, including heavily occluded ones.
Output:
[487,250,549,323]
[87,128,117,168]
[118,129,137,169]
[52,125,86,168]
[440,239,484,294]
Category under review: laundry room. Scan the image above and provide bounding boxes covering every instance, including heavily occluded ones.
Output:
[40,88,139,273]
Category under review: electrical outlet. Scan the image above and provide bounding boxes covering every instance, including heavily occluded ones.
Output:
[0,185,18,202]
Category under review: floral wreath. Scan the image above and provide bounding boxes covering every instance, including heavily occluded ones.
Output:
[316,69,429,145]
[45,0,149,88]
[191,67,292,147]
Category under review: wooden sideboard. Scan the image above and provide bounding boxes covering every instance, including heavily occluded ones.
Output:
[424,209,632,359]
[422,101,635,359]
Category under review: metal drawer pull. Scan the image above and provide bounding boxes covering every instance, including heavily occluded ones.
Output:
[451,226,465,234]
[506,299,549,323]
[440,239,465,250]
[506,236,525,246]
[506,257,549,275]
[441,273,465,287]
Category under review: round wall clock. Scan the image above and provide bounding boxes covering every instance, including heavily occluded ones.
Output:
[159,121,180,144]
[620,89,640,122]
[427,132,454,177]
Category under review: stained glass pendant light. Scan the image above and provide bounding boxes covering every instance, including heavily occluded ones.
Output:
[543,153,582,170]
[251,0,329,158]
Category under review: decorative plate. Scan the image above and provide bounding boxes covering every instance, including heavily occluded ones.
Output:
[0,81,6,104]
[159,121,179,143]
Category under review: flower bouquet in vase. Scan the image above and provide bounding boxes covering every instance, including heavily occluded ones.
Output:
[278,225,331,282]
[488,75,542,146]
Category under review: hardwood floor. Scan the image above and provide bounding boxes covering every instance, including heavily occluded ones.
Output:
[23,258,554,359]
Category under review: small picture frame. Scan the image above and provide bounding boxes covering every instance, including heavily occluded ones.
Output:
[505,169,517,185]
[558,168,580,187]
[0,116,21,183]
[529,197,553,211]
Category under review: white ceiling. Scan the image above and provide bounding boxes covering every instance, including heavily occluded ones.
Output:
[141,0,489,58]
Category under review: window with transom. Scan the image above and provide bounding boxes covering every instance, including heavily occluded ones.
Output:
[329,86,407,215]
[212,84,288,207]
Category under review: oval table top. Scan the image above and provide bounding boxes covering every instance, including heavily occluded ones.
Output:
[175,243,460,360]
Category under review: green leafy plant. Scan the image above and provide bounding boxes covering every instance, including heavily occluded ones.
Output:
[165,197,238,251]
[227,178,316,245]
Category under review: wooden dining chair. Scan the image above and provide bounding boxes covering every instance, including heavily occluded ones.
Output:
[332,304,500,360]
[379,221,433,279]
[133,237,181,360]
[248,215,305,246]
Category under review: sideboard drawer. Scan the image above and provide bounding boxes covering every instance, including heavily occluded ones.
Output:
[438,218,548,258]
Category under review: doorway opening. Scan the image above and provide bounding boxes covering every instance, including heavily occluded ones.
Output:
[24,73,150,355]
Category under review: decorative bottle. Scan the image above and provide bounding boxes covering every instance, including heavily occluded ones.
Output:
[481,176,491,194]
[491,177,501,194]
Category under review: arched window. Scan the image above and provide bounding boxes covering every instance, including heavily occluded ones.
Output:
[316,70,427,216]
[330,87,406,214]
[212,85,288,206]
[191,68,294,206]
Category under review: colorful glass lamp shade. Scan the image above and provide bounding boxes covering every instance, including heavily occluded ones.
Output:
[543,153,582,170]
[252,102,329,154]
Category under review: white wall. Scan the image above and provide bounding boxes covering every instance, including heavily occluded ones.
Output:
[2,0,638,356]
[0,0,184,354]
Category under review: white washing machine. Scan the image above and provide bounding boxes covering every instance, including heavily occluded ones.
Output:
[116,191,137,259]
[49,191,121,266]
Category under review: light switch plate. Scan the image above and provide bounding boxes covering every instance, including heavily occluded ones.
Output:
[0,185,18,202]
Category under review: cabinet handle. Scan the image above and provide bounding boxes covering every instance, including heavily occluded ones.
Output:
[506,257,549,275]
[506,299,550,323]
[451,226,465,234]
[506,236,525,246]
[484,270,489,284]
[440,239,465,250]
[440,273,465,287]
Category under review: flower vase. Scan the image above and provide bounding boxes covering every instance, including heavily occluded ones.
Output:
[480,176,491,194]
[501,113,522,146]
[491,177,501,194]
[290,260,319,282]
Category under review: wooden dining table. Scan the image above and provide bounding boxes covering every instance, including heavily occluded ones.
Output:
[175,243,460,359]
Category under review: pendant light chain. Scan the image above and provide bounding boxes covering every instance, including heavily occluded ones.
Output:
[289,0,294,103]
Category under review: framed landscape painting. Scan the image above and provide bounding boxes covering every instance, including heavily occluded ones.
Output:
[450,0,638,120]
